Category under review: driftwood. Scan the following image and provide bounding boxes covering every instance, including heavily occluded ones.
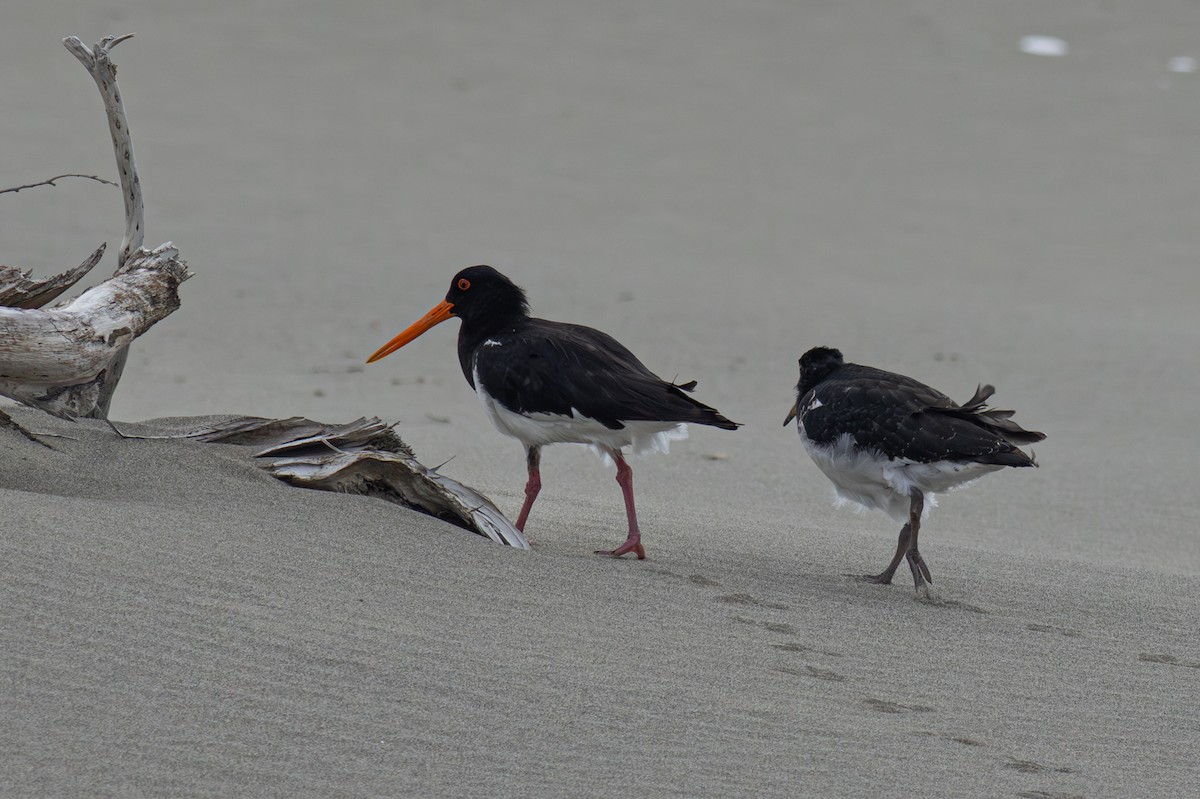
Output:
[63,34,145,271]
[0,173,118,196]
[1,38,524,556]
[0,245,107,310]
[169,416,529,549]
[0,244,190,418]
[0,34,188,423]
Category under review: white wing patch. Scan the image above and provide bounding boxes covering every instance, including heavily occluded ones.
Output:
[484,339,503,347]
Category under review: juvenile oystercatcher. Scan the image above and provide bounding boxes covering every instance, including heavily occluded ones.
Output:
[367,265,738,558]
[784,347,1045,594]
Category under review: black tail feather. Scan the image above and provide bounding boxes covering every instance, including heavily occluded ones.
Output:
[975,448,1038,468]
[929,385,1046,446]
[665,381,739,430]
[959,384,996,411]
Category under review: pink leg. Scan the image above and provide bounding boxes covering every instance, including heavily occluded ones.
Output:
[595,449,646,560]
[514,446,541,533]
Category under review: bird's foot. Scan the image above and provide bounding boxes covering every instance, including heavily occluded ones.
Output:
[596,534,646,560]
[850,571,896,585]
[906,549,933,590]
[914,584,937,602]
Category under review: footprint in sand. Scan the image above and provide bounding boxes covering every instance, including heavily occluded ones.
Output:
[1002,757,1083,799]
[1004,758,1076,775]
[1138,652,1200,668]
[916,595,990,614]
[771,641,845,658]
[1027,623,1083,637]
[643,568,723,590]
[773,664,847,682]
[728,611,849,663]
[716,592,789,610]
[863,697,934,714]
[915,730,983,747]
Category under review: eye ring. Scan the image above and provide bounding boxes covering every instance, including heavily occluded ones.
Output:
[457,278,471,291]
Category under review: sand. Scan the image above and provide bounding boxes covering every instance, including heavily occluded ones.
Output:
[3,1,1199,797]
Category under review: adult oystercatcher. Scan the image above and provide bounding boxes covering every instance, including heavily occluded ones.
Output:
[367,265,738,558]
[784,347,1044,594]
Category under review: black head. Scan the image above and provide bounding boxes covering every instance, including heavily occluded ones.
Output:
[444,265,530,328]
[366,265,531,364]
[797,346,845,394]
[783,347,845,426]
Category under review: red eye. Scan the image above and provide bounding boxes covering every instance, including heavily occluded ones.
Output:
[457,278,471,291]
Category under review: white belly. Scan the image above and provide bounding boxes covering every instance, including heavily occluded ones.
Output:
[475,379,688,459]
[801,431,1002,522]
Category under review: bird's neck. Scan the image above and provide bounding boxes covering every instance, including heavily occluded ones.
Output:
[456,311,529,385]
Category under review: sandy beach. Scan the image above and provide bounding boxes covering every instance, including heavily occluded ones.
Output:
[3,1,1199,796]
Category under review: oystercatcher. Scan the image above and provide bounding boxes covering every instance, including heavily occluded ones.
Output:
[784,347,1044,594]
[367,265,738,558]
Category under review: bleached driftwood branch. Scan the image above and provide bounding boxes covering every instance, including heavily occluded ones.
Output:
[61,33,145,417]
[0,245,107,310]
[0,244,190,418]
[63,34,144,268]
[0,173,118,196]
[173,416,529,548]
[0,34,188,424]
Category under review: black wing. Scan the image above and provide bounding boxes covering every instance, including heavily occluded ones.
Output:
[471,319,738,430]
[801,364,1040,464]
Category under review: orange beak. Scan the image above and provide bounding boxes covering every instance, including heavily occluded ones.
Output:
[366,299,456,363]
